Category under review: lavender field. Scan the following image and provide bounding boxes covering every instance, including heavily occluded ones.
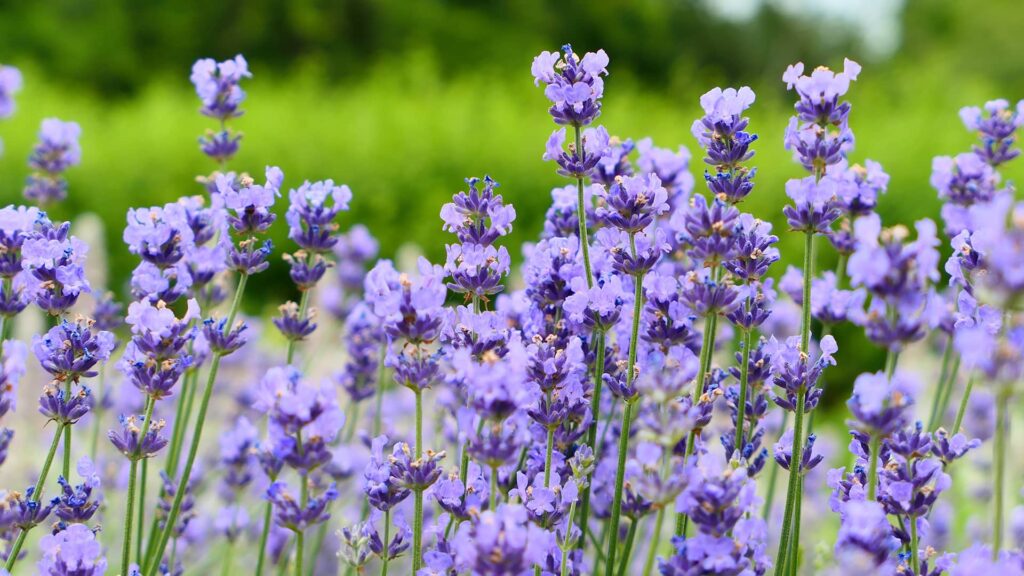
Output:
[0,16,1023,576]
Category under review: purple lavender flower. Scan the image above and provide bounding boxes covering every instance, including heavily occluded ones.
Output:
[364,435,411,512]
[389,442,445,492]
[691,86,758,205]
[0,340,27,419]
[323,224,379,318]
[782,59,861,174]
[218,167,283,236]
[191,55,250,120]
[782,176,842,234]
[0,65,22,120]
[54,457,102,524]
[532,45,609,127]
[833,500,899,572]
[267,480,338,532]
[595,173,669,234]
[829,159,889,218]
[272,301,316,343]
[0,205,43,279]
[24,119,82,206]
[768,334,838,413]
[441,176,516,302]
[960,99,1024,166]
[450,504,552,574]
[32,318,115,382]
[108,414,168,459]
[124,203,196,268]
[37,522,107,575]
[119,299,198,399]
[286,179,352,254]
[846,371,916,436]
[218,416,258,496]
[636,137,694,206]
[0,487,57,530]
[20,221,90,315]
[931,152,1000,236]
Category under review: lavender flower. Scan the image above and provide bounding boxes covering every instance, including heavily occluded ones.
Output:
[441,176,516,301]
[54,457,102,524]
[192,55,251,164]
[960,99,1024,166]
[782,59,861,174]
[833,500,899,572]
[0,65,22,120]
[532,45,609,127]
[24,119,82,206]
[108,414,168,459]
[33,319,115,382]
[691,86,758,204]
[20,221,90,315]
[267,481,338,532]
[37,523,107,575]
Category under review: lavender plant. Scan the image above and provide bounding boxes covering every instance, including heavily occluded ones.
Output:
[0,47,1022,576]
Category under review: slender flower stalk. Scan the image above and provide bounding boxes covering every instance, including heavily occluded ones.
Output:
[143,273,250,575]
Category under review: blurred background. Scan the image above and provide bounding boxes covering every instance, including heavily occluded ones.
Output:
[0,0,1021,403]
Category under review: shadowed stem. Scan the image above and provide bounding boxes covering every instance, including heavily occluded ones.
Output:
[381,509,391,576]
[952,374,976,434]
[735,327,753,452]
[616,519,638,576]
[775,229,815,574]
[606,234,645,575]
[559,498,579,576]
[123,458,139,576]
[573,124,594,289]
[676,303,718,536]
[926,336,955,431]
[255,498,275,576]
[144,273,249,575]
[4,422,66,571]
[412,386,424,573]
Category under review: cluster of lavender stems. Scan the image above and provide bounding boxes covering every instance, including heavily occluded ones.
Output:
[1,48,1023,576]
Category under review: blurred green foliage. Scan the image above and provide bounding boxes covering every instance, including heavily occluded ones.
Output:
[0,0,1022,403]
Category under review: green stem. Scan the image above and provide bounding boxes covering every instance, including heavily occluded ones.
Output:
[642,508,665,576]
[604,400,635,576]
[910,513,920,574]
[573,124,594,289]
[137,457,147,563]
[63,381,72,479]
[935,356,961,431]
[221,540,235,576]
[255,501,274,576]
[544,425,555,487]
[295,530,304,576]
[165,360,197,475]
[616,519,638,576]
[412,387,424,573]
[993,385,1011,559]
[489,464,498,510]
[144,273,248,575]
[676,306,717,535]
[952,374,977,434]
[123,458,139,576]
[866,432,881,501]
[774,230,815,574]
[381,509,391,576]
[560,499,578,576]
[926,336,955,431]
[5,423,66,571]
[734,328,753,453]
